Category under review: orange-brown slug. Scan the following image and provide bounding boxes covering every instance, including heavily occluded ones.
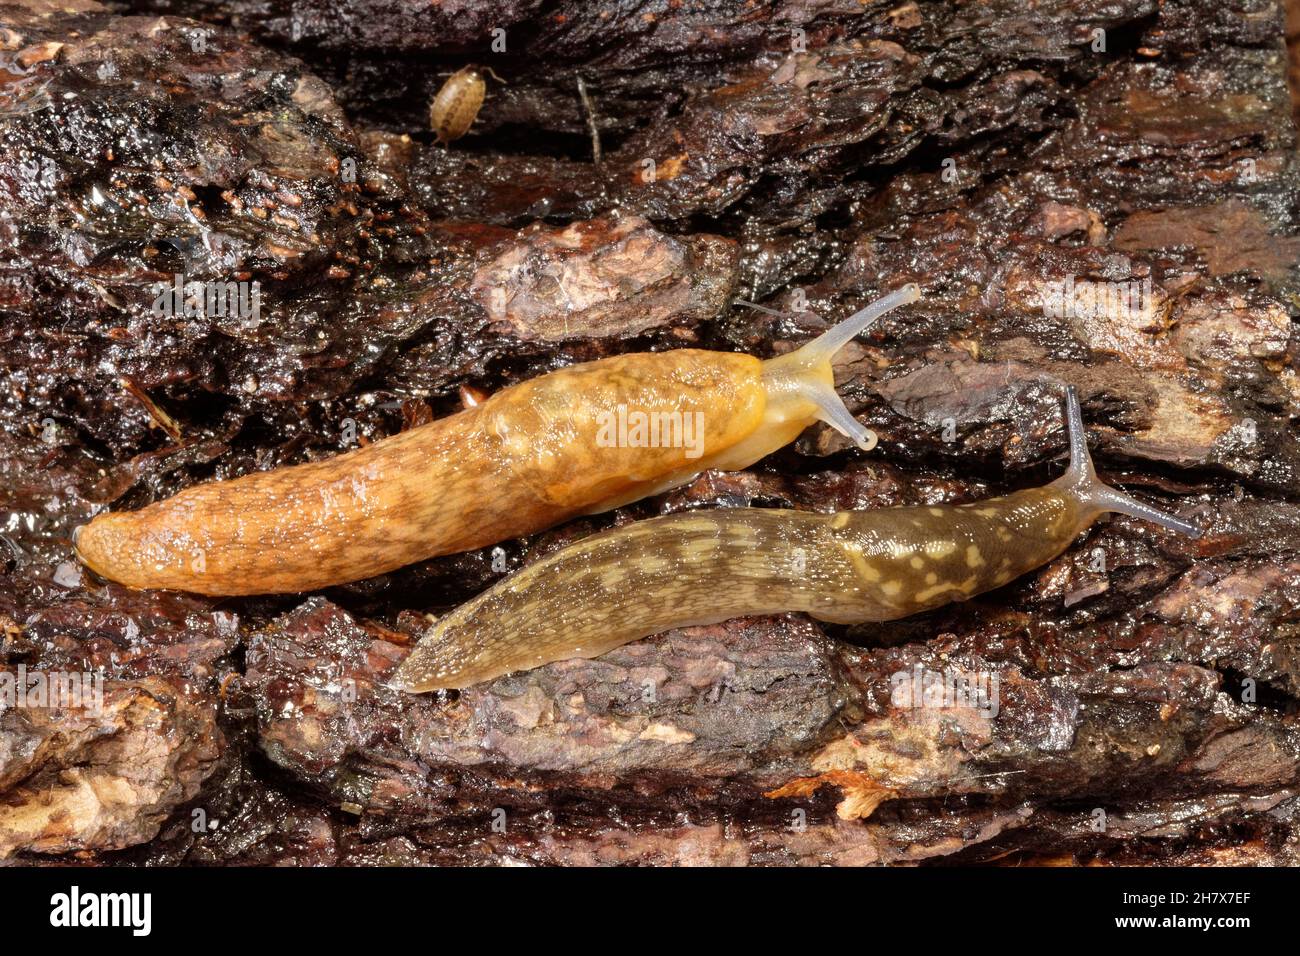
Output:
[74,285,921,596]
[392,387,1200,691]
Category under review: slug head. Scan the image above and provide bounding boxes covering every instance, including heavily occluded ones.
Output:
[1052,385,1200,537]
[520,286,921,518]
[738,284,920,454]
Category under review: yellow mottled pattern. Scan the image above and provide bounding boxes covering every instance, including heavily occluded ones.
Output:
[394,487,1091,690]
[75,350,766,596]
[829,487,1083,617]
[486,350,765,509]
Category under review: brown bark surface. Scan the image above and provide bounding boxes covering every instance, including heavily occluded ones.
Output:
[0,0,1297,864]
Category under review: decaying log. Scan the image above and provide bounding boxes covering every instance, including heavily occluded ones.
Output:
[0,0,1297,864]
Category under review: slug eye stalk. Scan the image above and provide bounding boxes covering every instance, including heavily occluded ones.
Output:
[1054,385,1201,538]
[739,284,921,451]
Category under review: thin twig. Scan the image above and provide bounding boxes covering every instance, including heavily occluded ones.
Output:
[119,377,183,440]
[576,74,602,165]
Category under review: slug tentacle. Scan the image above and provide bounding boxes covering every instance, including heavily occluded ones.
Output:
[740,284,921,452]
[393,384,1199,692]
[789,283,921,363]
[1052,386,1202,538]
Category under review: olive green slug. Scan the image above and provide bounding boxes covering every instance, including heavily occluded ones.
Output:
[392,387,1200,691]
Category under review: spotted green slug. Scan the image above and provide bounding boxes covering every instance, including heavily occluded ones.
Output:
[392,387,1200,691]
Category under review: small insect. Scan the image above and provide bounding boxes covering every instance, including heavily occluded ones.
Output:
[391,387,1201,692]
[429,65,504,146]
[73,286,921,596]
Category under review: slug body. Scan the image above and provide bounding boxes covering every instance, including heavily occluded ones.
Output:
[75,287,921,595]
[429,66,495,145]
[393,388,1199,691]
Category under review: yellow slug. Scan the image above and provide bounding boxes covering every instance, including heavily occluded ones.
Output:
[391,387,1201,691]
[73,286,922,596]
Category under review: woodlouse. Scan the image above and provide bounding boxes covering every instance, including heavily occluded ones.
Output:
[429,65,504,145]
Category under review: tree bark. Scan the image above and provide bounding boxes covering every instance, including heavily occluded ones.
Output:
[1,0,1297,864]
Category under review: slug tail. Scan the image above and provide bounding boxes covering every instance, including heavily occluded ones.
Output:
[741,285,920,452]
[1057,386,1200,537]
[392,510,835,692]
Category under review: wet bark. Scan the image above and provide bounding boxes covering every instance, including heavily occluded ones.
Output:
[0,0,1298,864]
